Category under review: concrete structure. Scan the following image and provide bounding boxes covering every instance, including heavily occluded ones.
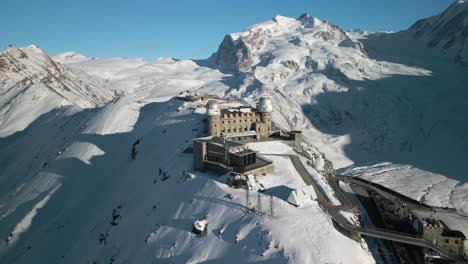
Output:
[412,218,466,255]
[206,96,273,139]
[287,186,317,207]
[289,130,302,149]
[268,130,303,150]
[193,136,273,175]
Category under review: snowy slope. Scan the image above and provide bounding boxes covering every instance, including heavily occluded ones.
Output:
[55,55,228,101]
[0,43,377,262]
[1,2,468,263]
[0,45,114,137]
[0,98,374,263]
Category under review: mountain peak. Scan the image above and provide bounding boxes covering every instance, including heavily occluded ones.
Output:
[0,45,113,108]
[25,44,44,53]
[272,15,297,25]
[214,14,357,73]
[52,51,89,64]
[407,0,468,64]
[298,13,323,28]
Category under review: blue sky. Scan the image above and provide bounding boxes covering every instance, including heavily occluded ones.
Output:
[2,0,456,60]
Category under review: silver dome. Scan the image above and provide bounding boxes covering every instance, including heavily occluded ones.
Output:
[257,96,273,112]
[206,100,220,110]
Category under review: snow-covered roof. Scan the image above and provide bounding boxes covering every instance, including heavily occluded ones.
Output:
[193,219,208,233]
[227,107,253,113]
[225,131,258,138]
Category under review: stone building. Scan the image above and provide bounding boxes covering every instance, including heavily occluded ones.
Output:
[206,97,273,139]
[370,191,410,220]
[413,218,466,255]
[193,136,273,175]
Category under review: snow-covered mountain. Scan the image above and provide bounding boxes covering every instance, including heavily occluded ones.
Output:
[1,1,468,263]
[214,14,367,73]
[407,0,468,64]
[206,7,468,212]
[0,45,114,136]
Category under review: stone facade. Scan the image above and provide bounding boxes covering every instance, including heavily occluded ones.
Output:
[206,97,273,139]
[193,136,273,176]
[413,218,466,255]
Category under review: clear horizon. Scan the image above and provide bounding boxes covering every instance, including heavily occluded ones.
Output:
[2,0,457,60]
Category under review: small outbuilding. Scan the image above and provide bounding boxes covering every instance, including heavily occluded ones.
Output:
[192,219,208,236]
[287,186,317,207]
[412,217,466,255]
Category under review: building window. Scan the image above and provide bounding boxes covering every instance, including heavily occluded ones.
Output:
[445,239,450,243]
[228,129,231,133]
[454,240,459,244]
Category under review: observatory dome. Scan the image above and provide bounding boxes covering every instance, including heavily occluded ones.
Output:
[257,97,273,112]
[206,100,221,115]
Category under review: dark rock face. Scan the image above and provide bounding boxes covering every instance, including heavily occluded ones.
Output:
[304,57,319,71]
[215,28,269,73]
[280,60,300,71]
[339,38,368,56]
[215,35,251,73]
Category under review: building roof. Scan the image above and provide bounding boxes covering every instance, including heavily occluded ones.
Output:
[418,218,466,239]
[442,229,466,239]
[194,136,243,148]
[220,108,257,119]
[227,107,253,113]
[230,149,256,156]
[225,131,258,138]
[420,218,442,227]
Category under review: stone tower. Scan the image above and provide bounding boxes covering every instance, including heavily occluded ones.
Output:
[206,100,221,136]
[256,96,273,137]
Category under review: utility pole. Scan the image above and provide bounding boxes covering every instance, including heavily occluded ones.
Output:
[257,191,262,215]
[246,188,250,210]
[270,194,274,217]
